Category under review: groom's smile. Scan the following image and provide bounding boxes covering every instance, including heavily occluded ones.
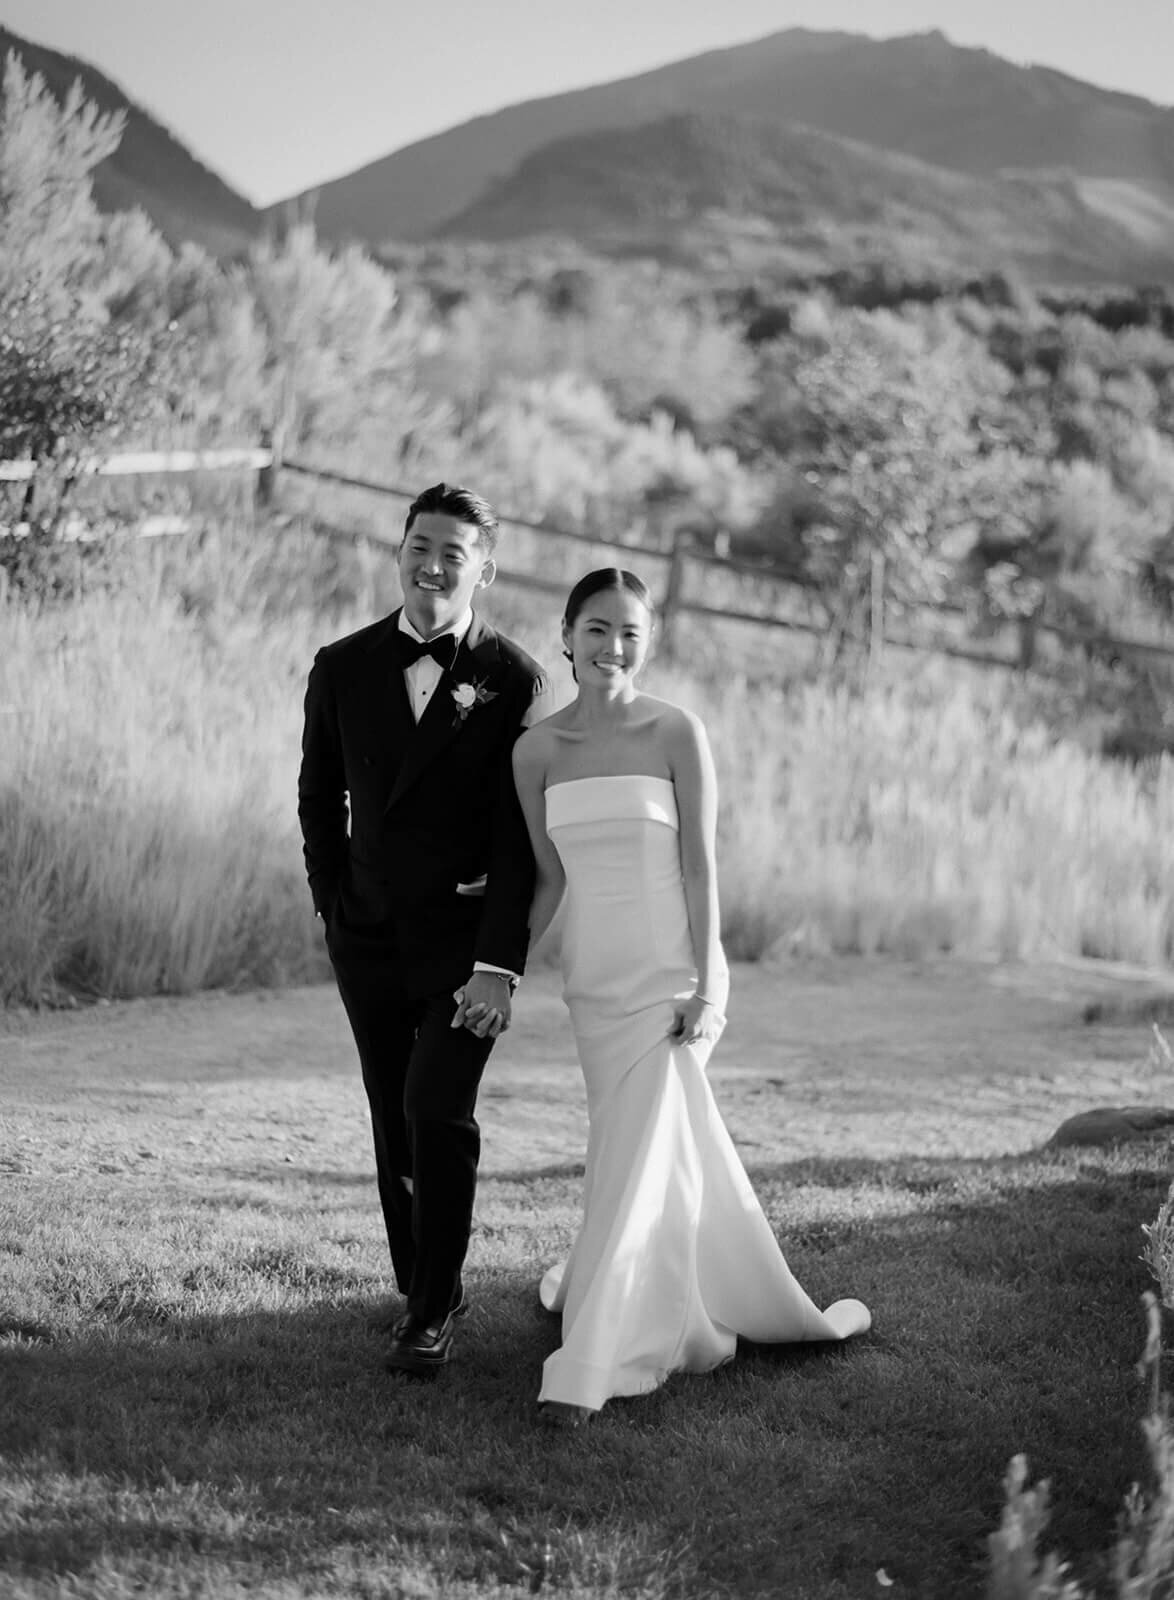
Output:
[398,512,496,639]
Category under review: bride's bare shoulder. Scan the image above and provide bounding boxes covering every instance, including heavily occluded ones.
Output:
[515,707,578,768]
[631,694,704,740]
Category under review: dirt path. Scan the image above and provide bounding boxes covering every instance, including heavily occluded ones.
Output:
[3,958,1171,1184]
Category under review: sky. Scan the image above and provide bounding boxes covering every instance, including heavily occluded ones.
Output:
[1,0,1171,206]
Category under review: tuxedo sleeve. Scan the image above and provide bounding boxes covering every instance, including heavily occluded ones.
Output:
[472,672,542,974]
[297,649,349,918]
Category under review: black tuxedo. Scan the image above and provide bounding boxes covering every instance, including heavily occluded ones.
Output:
[298,608,546,1322]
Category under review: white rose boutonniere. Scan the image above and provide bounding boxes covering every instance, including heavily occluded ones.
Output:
[451,676,498,726]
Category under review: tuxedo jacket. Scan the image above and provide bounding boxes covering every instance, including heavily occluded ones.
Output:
[298,608,547,993]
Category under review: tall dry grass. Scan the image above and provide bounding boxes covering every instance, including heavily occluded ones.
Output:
[664,669,1174,968]
[0,549,325,1002]
[2,522,1172,1004]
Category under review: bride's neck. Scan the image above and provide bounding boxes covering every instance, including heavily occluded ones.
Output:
[569,685,638,729]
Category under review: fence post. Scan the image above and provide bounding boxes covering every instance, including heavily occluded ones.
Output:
[1016,612,1039,672]
[661,530,692,658]
[869,548,886,672]
[256,425,282,509]
[18,464,36,526]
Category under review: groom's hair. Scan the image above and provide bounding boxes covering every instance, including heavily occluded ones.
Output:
[404,483,501,554]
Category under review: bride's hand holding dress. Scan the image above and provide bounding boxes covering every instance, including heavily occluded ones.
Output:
[668,991,724,1050]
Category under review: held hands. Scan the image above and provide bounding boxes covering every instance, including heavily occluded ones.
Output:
[452,972,514,1039]
[668,992,723,1050]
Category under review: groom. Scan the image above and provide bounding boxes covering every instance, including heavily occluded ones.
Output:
[298,483,548,1374]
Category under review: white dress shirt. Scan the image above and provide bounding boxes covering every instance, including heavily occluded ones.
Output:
[398,607,473,723]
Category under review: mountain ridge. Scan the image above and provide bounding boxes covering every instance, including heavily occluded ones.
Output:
[432,109,1174,283]
[274,26,1174,250]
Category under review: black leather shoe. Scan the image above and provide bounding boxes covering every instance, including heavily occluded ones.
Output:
[387,1289,469,1342]
[369,1302,408,1336]
[385,1309,458,1375]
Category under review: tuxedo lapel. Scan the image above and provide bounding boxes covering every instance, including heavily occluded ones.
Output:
[385,613,501,812]
[369,610,415,744]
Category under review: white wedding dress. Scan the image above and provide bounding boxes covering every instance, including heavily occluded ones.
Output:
[538,774,871,1413]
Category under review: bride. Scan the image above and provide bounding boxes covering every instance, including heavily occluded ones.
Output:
[511,568,871,1424]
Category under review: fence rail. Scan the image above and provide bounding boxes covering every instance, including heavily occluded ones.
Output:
[280,455,1174,673]
[0,447,273,482]
[6,443,1174,675]
[282,458,675,561]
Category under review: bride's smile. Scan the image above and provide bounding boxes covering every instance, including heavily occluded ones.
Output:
[563,587,652,695]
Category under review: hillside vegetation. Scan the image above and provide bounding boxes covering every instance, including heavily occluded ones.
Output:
[2,53,1174,1006]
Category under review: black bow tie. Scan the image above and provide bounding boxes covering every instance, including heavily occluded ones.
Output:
[397,631,459,671]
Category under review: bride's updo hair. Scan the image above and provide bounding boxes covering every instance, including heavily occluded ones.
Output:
[561,568,655,675]
[563,568,655,632]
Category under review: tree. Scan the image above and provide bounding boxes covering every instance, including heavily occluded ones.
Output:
[0,52,167,575]
[247,221,421,458]
[739,306,1013,656]
[0,282,153,465]
[0,51,121,312]
[959,308,1174,667]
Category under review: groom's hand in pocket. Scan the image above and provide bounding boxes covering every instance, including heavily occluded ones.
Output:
[452,972,513,1038]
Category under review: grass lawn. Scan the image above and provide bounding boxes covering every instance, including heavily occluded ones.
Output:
[2,959,1173,1599]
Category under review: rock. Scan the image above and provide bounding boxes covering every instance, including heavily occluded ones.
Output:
[1048,1106,1174,1148]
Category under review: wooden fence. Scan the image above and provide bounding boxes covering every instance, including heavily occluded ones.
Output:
[5,443,1174,678]
[277,457,1174,676]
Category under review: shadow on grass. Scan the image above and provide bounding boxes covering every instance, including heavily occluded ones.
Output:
[3,1149,1171,1599]
[1082,988,1174,1025]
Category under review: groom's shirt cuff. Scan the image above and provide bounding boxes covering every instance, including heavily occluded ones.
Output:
[473,962,520,987]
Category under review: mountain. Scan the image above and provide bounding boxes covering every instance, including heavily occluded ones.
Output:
[283,27,1174,254]
[0,26,260,255]
[432,111,1174,283]
[8,20,1172,282]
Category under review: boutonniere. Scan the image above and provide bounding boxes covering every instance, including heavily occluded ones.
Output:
[451,675,499,726]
